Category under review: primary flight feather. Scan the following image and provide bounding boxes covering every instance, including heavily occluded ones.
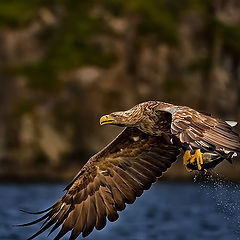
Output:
[21,101,240,240]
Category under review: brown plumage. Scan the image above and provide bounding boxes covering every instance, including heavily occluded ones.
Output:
[21,101,240,240]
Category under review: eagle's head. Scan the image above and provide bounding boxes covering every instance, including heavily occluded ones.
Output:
[99,101,169,135]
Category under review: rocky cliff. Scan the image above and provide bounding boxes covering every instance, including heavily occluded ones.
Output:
[0,0,239,180]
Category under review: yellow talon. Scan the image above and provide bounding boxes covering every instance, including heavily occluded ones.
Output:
[193,149,203,170]
[183,150,193,172]
[183,149,204,172]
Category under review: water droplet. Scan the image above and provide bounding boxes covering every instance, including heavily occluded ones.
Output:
[192,169,240,238]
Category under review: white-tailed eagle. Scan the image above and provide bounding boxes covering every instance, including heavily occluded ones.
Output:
[20,101,240,240]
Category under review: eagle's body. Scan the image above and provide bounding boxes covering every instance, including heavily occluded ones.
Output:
[22,101,240,240]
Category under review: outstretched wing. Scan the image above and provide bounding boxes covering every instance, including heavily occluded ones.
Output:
[21,127,180,240]
[163,105,240,153]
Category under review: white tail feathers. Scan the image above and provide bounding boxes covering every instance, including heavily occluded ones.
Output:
[225,121,238,127]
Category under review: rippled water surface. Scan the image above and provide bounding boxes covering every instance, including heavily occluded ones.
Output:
[1,182,240,240]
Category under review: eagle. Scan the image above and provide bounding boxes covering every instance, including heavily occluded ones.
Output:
[20,101,240,240]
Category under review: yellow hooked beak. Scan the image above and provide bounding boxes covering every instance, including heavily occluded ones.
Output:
[100,115,116,125]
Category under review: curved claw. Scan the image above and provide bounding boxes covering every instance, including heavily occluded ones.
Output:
[191,149,203,170]
[183,150,193,172]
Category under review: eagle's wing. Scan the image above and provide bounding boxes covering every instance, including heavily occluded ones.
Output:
[163,106,240,152]
[22,127,180,240]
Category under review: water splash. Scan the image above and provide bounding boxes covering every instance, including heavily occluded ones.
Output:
[194,170,240,239]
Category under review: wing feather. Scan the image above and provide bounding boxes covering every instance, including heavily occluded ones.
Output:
[104,175,126,211]
[125,166,153,189]
[110,170,136,204]
[113,167,143,197]
[82,195,96,237]
[94,191,107,230]
[98,185,119,222]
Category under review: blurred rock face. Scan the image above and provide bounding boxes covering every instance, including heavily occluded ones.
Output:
[0,0,239,177]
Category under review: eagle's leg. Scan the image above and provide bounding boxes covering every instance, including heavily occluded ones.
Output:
[183,150,193,172]
[183,149,204,171]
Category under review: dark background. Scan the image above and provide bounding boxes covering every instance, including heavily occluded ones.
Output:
[0,0,240,182]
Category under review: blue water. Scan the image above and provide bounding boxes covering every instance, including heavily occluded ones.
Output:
[1,182,240,240]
